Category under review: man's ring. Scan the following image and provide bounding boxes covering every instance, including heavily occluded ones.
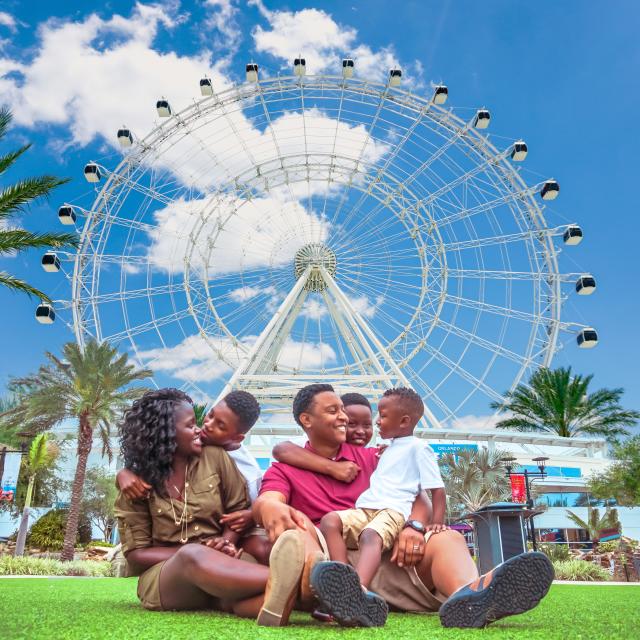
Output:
[412,544,420,550]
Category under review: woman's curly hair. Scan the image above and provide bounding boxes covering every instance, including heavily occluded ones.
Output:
[119,388,193,496]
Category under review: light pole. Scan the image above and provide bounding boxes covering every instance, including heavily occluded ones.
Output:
[502,455,548,551]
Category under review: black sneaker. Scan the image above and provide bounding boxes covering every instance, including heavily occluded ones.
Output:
[310,561,388,627]
[439,551,554,628]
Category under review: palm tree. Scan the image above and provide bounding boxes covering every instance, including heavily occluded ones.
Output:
[439,448,511,518]
[193,403,208,428]
[14,433,59,556]
[566,506,621,546]
[0,106,77,301]
[491,367,639,444]
[2,340,151,560]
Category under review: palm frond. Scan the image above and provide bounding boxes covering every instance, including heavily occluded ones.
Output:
[0,229,78,255]
[0,144,31,176]
[0,107,12,139]
[0,271,51,301]
[0,176,70,218]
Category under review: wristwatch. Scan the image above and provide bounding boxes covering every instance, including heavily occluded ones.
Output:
[403,519,426,534]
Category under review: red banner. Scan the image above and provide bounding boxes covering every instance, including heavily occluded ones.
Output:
[510,474,526,503]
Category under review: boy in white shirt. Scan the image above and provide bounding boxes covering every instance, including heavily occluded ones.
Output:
[319,387,447,590]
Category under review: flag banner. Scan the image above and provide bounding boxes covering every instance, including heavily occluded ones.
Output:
[510,473,526,503]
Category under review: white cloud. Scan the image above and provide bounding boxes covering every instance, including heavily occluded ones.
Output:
[301,297,328,320]
[229,285,276,302]
[0,12,16,32]
[250,1,403,82]
[145,193,328,275]
[138,331,336,382]
[446,413,505,432]
[204,0,242,58]
[351,294,384,319]
[0,4,226,148]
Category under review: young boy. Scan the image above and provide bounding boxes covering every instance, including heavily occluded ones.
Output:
[116,390,268,559]
[319,387,446,590]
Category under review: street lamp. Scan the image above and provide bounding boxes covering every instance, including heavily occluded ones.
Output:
[503,455,549,551]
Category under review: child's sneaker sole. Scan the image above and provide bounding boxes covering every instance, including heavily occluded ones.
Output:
[310,561,388,627]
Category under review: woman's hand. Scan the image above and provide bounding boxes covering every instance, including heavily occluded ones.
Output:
[391,527,425,568]
[425,523,450,534]
[202,536,241,558]
[328,460,360,483]
[117,468,151,500]
[220,509,254,533]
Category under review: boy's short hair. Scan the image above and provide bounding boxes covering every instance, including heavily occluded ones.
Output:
[382,387,424,421]
[223,390,261,434]
[293,383,335,426]
[341,392,371,411]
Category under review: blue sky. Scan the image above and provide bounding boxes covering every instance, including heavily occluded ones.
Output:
[1,0,639,427]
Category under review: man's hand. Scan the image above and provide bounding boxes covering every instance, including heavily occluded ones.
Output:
[219,509,254,533]
[202,536,241,558]
[328,460,361,483]
[259,501,307,542]
[117,468,151,500]
[391,527,425,568]
[425,523,450,534]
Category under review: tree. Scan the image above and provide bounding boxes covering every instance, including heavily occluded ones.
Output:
[491,367,640,444]
[2,340,151,560]
[439,448,510,518]
[566,506,621,545]
[0,395,22,448]
[82,466,117,542]
[0,107,77,301]
[588,435,640,507]
[14,433,59,556]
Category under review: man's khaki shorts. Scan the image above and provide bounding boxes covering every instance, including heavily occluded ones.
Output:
[315,527,445,613]
[337,507,406,551]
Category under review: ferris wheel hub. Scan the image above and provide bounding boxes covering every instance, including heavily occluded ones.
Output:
[294,243,337,292]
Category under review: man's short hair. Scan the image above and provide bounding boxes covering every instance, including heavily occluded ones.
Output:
[293,383,335,426]
[341,392,371,411]
[223,390,261,434]
[382,387,424,420]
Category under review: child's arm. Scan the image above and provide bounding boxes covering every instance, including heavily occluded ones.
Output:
[272,441,360,483]
[116,468,151,500]
[426,487,449,533]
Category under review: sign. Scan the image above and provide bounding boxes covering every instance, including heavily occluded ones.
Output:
[596,527,621,543]
[509,473,526,503]
[430,443,478,458]
[0,451,22,502]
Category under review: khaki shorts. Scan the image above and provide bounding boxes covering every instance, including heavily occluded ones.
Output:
[337,508,405,551]
[315,527,445,613]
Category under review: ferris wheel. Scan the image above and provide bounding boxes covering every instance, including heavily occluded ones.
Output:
[38,58,598,427]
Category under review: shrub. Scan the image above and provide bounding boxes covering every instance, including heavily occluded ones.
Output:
[27,509,92,551]
[539,542,571,562]
[596,540,620,553]
[0,556,113,577]
[553,559,611,581]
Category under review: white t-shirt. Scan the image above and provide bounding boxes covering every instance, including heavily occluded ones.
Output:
[355,436,444,519]
[228,444,263,503]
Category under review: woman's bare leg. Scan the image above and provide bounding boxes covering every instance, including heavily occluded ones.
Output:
[415,530,478,598]
[159,544,269,610]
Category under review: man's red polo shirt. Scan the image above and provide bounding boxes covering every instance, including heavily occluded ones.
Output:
[259,442,379,525]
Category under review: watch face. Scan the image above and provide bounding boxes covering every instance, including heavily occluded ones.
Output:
[408,519,425,532]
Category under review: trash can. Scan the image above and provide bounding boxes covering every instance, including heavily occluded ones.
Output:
[461,502,537,574]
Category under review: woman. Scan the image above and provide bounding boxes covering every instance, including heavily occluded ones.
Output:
[115,388,305,625]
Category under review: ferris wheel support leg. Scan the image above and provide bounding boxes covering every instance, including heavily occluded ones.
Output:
[320,268,442,430]
[214,267,311,403]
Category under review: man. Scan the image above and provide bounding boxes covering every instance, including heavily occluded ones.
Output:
[253,383,554,628]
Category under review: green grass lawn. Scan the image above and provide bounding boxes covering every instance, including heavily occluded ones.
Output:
[0,579,637,640]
